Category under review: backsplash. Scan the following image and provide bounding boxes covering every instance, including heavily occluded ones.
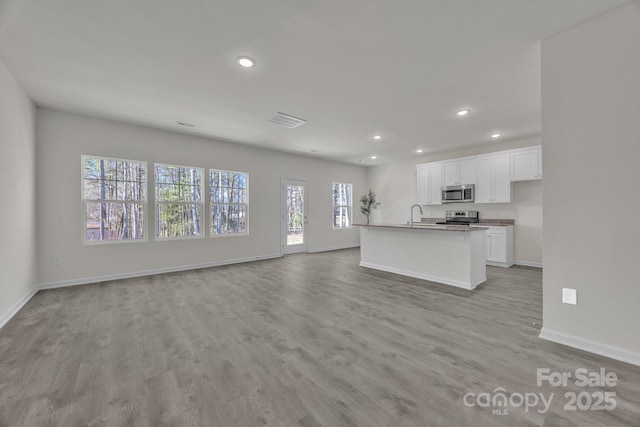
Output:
[420,204,514,221]
[421,217,515,225]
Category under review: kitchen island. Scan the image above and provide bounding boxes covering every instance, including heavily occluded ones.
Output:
[357,224,487,290]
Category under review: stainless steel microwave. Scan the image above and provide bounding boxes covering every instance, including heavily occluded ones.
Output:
[441,184,474,204]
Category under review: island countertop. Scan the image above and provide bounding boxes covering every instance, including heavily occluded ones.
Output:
[354,223,489,232]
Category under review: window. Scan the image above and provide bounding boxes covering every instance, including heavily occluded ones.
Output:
[210,169,248,236]
[155,163,203,239]
[332,182,352,228]
[82,155,146,243]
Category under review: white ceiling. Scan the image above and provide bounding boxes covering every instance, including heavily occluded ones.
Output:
[0,0,629,165]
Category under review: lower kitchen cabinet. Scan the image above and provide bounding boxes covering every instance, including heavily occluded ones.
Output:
[473,225,514,267]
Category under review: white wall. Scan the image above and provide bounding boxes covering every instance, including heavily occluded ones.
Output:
[541,3,640,363]
[0,59,37,326]
[366,137,543,266]
[36,109,366,285]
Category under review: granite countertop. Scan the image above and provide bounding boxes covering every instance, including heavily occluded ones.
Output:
[421,218,515,226]
[354,223,489,232]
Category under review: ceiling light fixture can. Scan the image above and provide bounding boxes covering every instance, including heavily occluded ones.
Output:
[371,155,377,160]
[236,56,255,68]
[373,135,382,140]
[491,133,502,138]
[457,109,470,116]
[416,149,424,153]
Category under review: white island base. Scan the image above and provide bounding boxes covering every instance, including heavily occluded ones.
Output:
[359,225,487,290]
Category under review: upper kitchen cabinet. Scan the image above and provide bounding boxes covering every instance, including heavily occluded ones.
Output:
[417,145,539,205]
[442,157,477,186]
[417,162,442,205]
[511,145,542,181]
[475,152,512,203]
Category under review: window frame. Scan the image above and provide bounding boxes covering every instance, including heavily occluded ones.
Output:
[154,162,205,241]
[209,169,249,238]
[332,182,353,229]
[81,155,148,245]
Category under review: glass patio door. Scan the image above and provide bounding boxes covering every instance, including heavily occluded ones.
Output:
[282,178,308,254]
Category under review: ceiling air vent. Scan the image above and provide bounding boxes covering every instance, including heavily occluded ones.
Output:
[268,112,307,128]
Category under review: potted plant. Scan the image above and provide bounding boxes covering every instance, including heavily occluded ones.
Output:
[360,190,381,225]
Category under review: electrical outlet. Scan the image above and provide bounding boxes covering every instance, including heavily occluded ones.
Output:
[562,288,577,305]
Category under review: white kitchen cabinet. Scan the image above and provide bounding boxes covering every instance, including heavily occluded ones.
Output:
[442,161,458,186]
[441,157,477,186]
[486,226,514,267]
[417,145,540,206]
[473,225,514,267]
[511,145,542,181]
[487,234,506,264]
[475,156,492,203]
[416,162,442,205]
[493,154,511,202]
[417,165,429,204]
[475,153,511,203]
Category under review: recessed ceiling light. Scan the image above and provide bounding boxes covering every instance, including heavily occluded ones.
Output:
[373,135,382,140]
[236,56,255,68]
[491,132,502,138]
[457,109,470,117]
[371,155,377,160]
[416,149,424,153]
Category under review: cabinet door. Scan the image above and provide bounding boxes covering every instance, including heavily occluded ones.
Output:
[416,166,430,204]
[416,163,442,205]
[442,161,460,186]
[459,158,477,184]
[442,158,476,186]
[511,147,541,181]
[475,156,492,203]
[487,234,507,263]
[427,163,442,205]
[492,154,512,203]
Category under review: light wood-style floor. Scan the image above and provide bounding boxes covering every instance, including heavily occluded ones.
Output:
[1,249,639,426]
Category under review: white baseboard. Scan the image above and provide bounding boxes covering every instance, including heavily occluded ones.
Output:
[308,243,360,254]
[359,261,479,290]
[539,328,640,367]
[487,261,513,268]
[38,253,282,290]
[515,260,543,268]
[0,286,38,330]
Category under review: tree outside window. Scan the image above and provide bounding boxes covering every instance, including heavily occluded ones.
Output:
[332,182,352,228]
[210,170,248,236]
[155,164,203,239]
[82,156,146,243]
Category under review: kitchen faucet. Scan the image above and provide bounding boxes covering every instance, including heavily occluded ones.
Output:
[410,204,423,228]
